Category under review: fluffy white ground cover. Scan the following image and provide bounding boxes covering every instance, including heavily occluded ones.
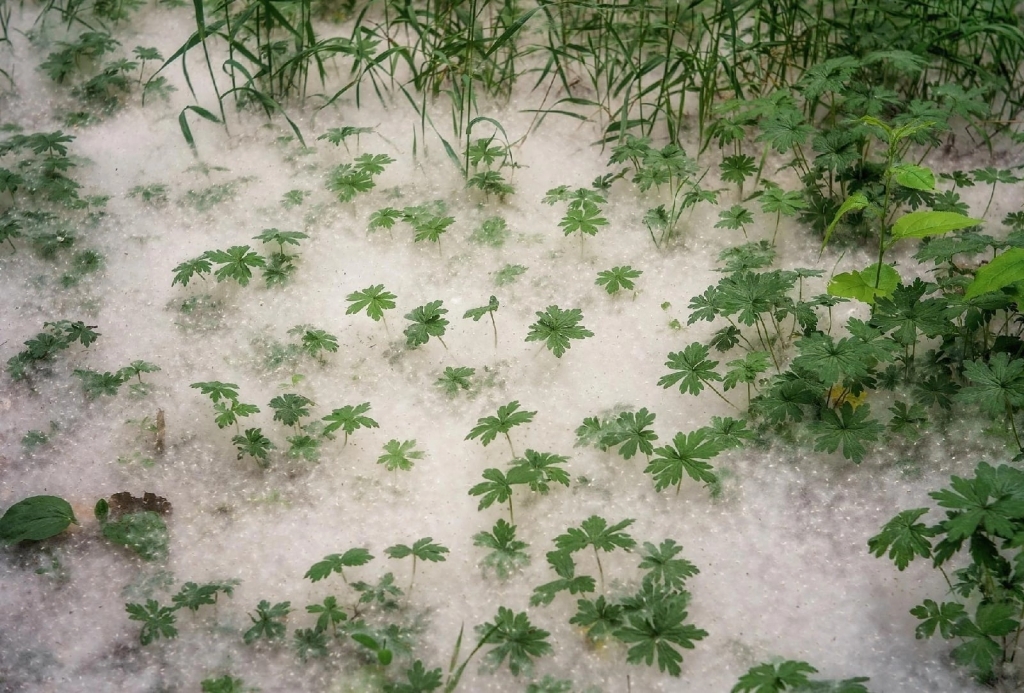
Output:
[1,4,1020,692]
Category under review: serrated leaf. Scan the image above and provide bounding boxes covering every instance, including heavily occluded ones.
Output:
[891,210,982,242]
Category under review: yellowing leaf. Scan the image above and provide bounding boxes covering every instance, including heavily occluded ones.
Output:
[828,263,901,304]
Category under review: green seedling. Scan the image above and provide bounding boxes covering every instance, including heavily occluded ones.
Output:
[290,325,339,362]
[436,366,475,396]
[469,466,538,524]
[286,433,321,462]
[244,600,291,644]
[720,154,756,196]
[386,537,449,592]
[206,246,266,286]
[327,154,394,203]
[126,599,177,645]
[530,550,596,607]
[281,190,307,208]
[555,515,635,589]
[732,660,870,692]
[0,495,77,543]
[525,305,594,358]
[305,548,374,586]
[7,320,100,381]
[73,368,128,398]
[269,393,313,428]
[601,408,658,461]
[200,675,247,693]
[466,400,536,456]
[972,167,1021,218]
[350,631,394,665]
[645,429,724,495]
[468,171,514,200]
[318,126,375,152]
[306,595,346,635]
[347,284,397,331]
[322,402,378,445]
[470,216,511,247]
[254,228,307,286]
[514,450,570,494]
[412,214,455,250]
[475,607,552,677]
[659,342,734,408]
[378,439,424,471]
[351,572,404,609]
[473,519,530,580]
[596,266,642,295]
[714,205,754,238]
[369,207,402,234]
[404,300,449,349]
[172,581,235,612]
[117,360,160,396]
[493,263,526,285]
[464,295,499,347]
[294,627,329,660]
[758,184,807,243]
[385,660,442,693]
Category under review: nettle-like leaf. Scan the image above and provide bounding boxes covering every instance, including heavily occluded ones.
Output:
[378,439,424,471]
[808,403,884,463]
[596,266,642,294]
[473,519,530,580]
[601,408,658,459]
[659,343,722,396]
[645,429,723,493]
[205,246,266,286]
[476,607,553,677]
[867,508,938,570]
[525,305,593,358]
[346,284,397,322]
[404,300,449,348]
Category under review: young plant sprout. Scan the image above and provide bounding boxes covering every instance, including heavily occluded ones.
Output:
[466,400,536,457]
[404,300,449,349]
[385,537,449,592]
[346,284,397,333]
[525,305,594,358]
[463,295,499,347]
[436,366,475,396]
[322,402,378,446]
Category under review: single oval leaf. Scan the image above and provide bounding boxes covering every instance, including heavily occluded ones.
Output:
[828,263,901,305]
[891,210,982,242]
[820,192,869,254]
[892,163,935,191]
[966,248,1024,299]
[0,495,78,543]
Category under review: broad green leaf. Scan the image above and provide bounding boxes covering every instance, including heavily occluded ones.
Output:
[892,163,935,191]
[0,495,77,543]
[891,210,982,242]
[821,192,868,253]
[965,247,1024,298]
[827,263,900,304]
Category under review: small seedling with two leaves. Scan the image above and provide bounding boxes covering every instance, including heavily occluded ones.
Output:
[543,185,608,251]
[254,228,308,286]
[464,295,499,347]
[466,400,536,457]
[191,381,260,432]
[385,537,449,592]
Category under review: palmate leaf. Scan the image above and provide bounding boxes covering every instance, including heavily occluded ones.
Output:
[867,508,938,570]
[601,408,658,459]
[467,401,536,447]
[911,599,966,640]
[929,462,1024,542]
[525,305,593,358]
[570,595,624,642]
[645,429,723,492]
[171,255,211,287]
[554,515,636,555]
[473,519,530,580]
[413,215,455,244]
[384,660,443,693]
[613,591,707,677]
[232,428,274,463]
[596,266,642,294]
[758,186,807,217]
[791,333,875,385]
[808,403,884,463]
[378,439,424,471]
[511,450,570,493]
[213,400,260,429]
[269,393,313,427]
[190,381,239,403]
[559,200,607,237]
[716,270,797,326]
[871,279,952,345]
[305,548,374,582]
[951,602,1020,678]
[346,284,397,321]
[476,607,553,677]
[306,596,347,634]
[205,246,266,286]
[723,351,770,391]
[404,300,449,348]
[126,599,177,645]
[386,537,449,563]
[658,342,722,396]
[464,295,499,321]
[322,402,378,439]
[731,660,817,692]
[957,352,1024,417]
[436,366,474,395]
[638,540,698,591]
[253,228,307,249]
[530,550,596,606]
[327,164,375,202]
[469,466,539,511]
[720,154,757,186]
[243,600,291,644]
